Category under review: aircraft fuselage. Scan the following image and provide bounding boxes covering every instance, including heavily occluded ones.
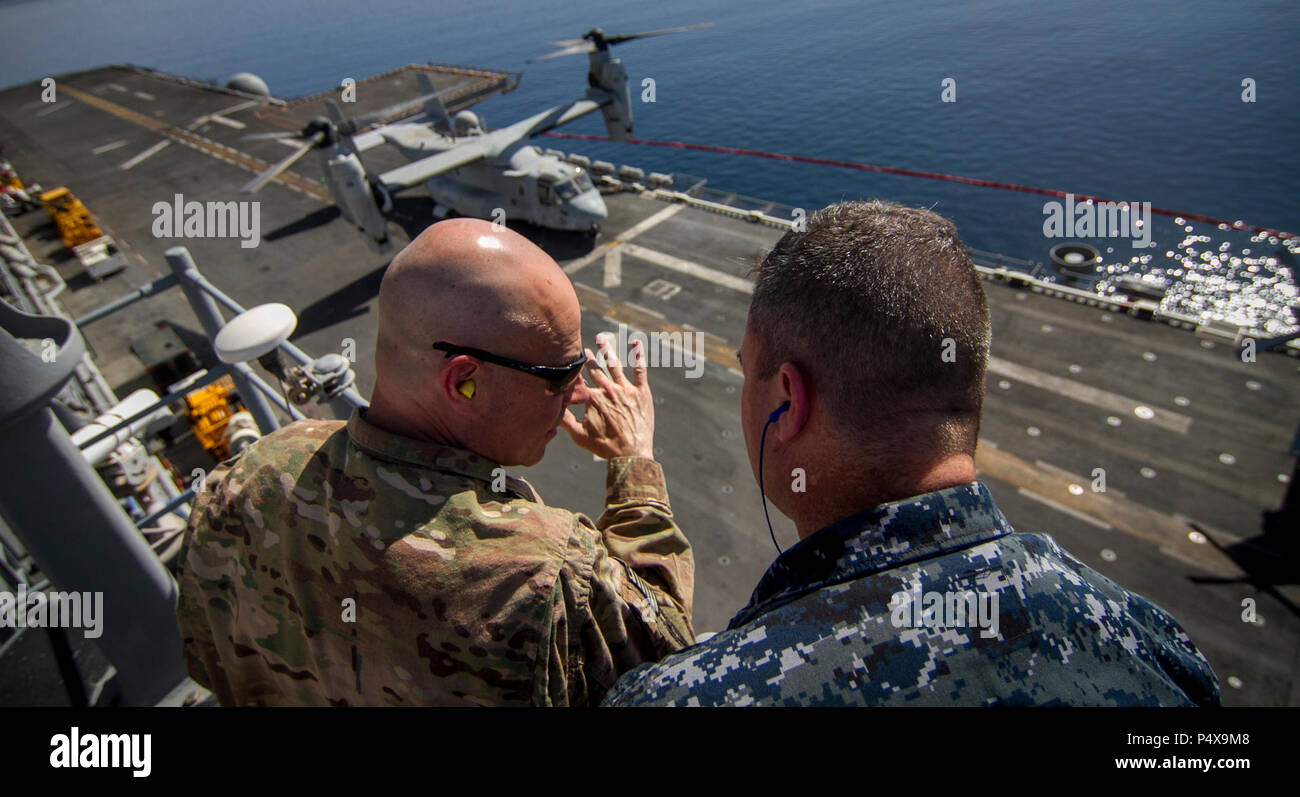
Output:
[383,126,606,232]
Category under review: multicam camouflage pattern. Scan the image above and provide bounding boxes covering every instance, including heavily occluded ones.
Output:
[604,482,1220,706]
[176,409,694,706]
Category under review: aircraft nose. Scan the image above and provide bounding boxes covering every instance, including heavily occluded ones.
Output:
[570,191,606,226]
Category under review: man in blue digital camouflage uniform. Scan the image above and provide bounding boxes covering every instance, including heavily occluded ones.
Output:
[604,200,1220,706]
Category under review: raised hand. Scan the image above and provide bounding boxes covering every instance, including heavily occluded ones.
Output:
[561,333,655,460]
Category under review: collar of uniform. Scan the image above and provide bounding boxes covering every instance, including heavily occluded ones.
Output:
[346,407,501,484]
[728,481,1014,630]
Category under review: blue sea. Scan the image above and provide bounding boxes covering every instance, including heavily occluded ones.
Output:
[3,0,1297,329]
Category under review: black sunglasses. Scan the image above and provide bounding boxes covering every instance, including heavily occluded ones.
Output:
[432,341,587,396]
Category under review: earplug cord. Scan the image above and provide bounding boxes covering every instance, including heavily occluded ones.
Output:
[759,402,789,556]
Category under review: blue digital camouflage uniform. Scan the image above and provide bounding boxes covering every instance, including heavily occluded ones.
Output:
[177,408,694,706]
[603,481,1219,706]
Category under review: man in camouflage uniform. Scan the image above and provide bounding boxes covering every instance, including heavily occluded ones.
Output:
[177,219,694,706]
[604,201,1219,706]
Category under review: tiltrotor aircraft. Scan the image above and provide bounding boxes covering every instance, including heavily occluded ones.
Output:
[240,24,711,251]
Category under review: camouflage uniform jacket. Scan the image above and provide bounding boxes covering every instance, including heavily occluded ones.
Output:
[604,481,1219,706]
[176,409,694,706]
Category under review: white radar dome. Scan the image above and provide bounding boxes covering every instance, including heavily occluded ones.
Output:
[225,72,270,97]
[214,303,297,363]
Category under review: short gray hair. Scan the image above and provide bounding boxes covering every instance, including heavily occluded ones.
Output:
[748,200,990,456]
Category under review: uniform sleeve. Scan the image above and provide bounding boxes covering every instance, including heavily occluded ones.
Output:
[174,461,238,703]
[543,456,695,706]
[594,456,694,622]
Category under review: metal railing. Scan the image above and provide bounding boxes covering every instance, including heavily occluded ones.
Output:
[1,239,370,704]
[2,212,117,414]
[4,234,371,540]
[64,246,369,501]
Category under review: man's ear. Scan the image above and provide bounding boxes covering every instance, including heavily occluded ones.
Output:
[441,356,479,411]
[774,362,811,444]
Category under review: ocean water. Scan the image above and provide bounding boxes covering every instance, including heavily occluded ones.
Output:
[3,0,1297,330]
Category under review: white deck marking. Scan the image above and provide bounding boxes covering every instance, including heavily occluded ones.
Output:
[643,278,682,300]
[986,357,1192,434]
[35,102,69,117]
[615,203,684,241]
[619,243,755,295]
[119,139,171,170]
[91,139,129,154]
[1017,488,1113,530]
[622,302,665,320]
[603,247,622,288]
[564,242,615,274]
[206,114,246,130]
[133,91,155,101]
[563,204,685,275]
[212,99,260,116]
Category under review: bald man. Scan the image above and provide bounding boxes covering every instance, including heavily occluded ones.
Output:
[176,219,695,706]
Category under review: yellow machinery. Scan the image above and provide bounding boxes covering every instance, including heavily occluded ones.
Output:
[1,159,25,190]
[184,375,245,461]
[39,187,103,249]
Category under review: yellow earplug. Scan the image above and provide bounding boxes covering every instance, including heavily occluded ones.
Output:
[458,380,475,399]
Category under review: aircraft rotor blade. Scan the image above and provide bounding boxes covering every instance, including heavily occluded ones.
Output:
[242,130,303,141]
[527,42,596,63]
[530,22,711,62]
[239,131,325,193]
[606,23,713,45]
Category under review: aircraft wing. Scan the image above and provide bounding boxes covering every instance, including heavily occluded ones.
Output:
[351,128,389,153]
[500,96,609,140]
[377,139,493,190]
[374,95,611,190]
[352,111,442,153]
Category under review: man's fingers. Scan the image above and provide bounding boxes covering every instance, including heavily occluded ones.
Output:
[596,333,631,386]
[584,347,615,391]
[560,408,585,439]
[629,338,649,388]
